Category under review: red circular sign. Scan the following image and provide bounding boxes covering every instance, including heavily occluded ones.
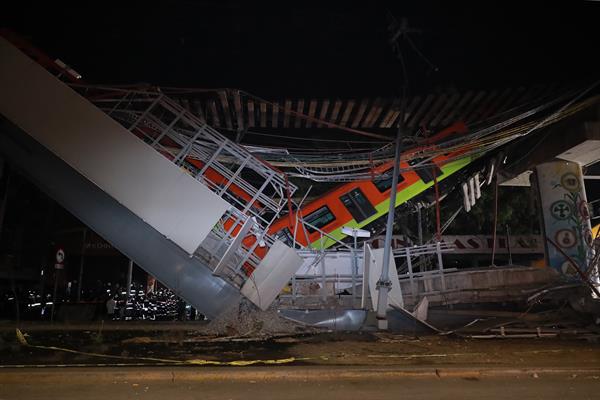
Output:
[55,248,65,263]
[579,201,590,220]
[555,229,576,249]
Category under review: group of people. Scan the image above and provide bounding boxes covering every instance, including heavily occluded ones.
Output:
[0,282,203,321]
[104,284,203,321]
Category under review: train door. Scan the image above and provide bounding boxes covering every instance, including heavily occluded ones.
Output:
[339,188,377,222]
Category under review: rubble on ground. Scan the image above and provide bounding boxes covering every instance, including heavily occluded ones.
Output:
[201,299,317,337]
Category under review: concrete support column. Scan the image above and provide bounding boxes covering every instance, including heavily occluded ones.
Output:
[126,260,133,298]
[536,160,597,282]
[76,229,87,302]
[0,158,8,237]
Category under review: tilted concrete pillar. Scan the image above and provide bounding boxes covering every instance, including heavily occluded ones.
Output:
[536,160,597,282]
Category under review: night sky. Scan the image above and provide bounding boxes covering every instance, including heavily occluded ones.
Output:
[3,1,599,98]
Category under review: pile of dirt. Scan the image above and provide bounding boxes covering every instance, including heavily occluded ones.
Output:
[201,299,314,337]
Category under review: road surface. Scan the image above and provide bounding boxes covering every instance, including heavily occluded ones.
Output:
[1,366,600,400]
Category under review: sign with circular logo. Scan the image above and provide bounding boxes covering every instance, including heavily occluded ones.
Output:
[550,200,573,220]
[584,228,593,246]
[55,248,65,270]
[56,248,65,264]
[555,229,576,249]
[578,201,590,220]
[560,260,577,277]
[560,173,580,193]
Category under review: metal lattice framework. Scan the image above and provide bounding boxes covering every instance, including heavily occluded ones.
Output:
[74,85,297,287]
[268,92,599,182]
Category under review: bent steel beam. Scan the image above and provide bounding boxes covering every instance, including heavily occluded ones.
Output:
[0,119,240,319]
[0,37,230,256]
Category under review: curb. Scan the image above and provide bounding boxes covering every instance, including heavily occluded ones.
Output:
[1,366,599,383]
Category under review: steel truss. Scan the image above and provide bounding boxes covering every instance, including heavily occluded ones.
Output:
[74,85,297,287]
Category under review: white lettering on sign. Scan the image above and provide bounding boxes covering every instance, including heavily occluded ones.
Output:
[370,235,544,254]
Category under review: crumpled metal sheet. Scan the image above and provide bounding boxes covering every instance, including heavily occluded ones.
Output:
[278,309,367,331]
[387,305,440,334]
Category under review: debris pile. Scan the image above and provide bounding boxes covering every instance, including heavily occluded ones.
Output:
[443,285,600,341]
[202,299,313,337]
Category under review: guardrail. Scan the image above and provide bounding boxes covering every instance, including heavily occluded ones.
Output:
[280,241,455,307]
[394,241,455,298]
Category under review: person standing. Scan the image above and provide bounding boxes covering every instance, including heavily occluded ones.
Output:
[106,296,116,319]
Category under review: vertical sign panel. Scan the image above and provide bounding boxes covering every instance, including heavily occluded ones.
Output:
[537,161,595,278]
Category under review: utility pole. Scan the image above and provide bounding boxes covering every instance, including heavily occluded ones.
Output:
[121,260,133,320]
[0,160,9,238]
[505,224,513,265]
[77,228,87,302]
[375,100,405,329]
[376,15,437,329]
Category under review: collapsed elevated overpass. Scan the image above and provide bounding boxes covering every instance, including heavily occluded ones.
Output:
[0,36,302,318]
[1,30,597,323]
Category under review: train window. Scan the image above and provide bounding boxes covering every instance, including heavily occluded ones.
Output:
[303,206,336,233]
[339,188,377,223]
[373,168,405,192]
[274,227,294,247]
[409,158,443,184]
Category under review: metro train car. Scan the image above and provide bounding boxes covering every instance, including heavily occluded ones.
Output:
[112,98,477,268]
[128,107,476,262]
[268,121,476,249]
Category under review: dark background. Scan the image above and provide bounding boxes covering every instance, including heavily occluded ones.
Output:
[2,1,598,97]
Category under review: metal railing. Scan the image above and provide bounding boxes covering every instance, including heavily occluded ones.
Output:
[280,240,455,308]
[394,241,455,299]
[73,85,297,287]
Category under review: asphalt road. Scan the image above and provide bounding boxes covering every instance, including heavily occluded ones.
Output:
[1,366,600,400]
